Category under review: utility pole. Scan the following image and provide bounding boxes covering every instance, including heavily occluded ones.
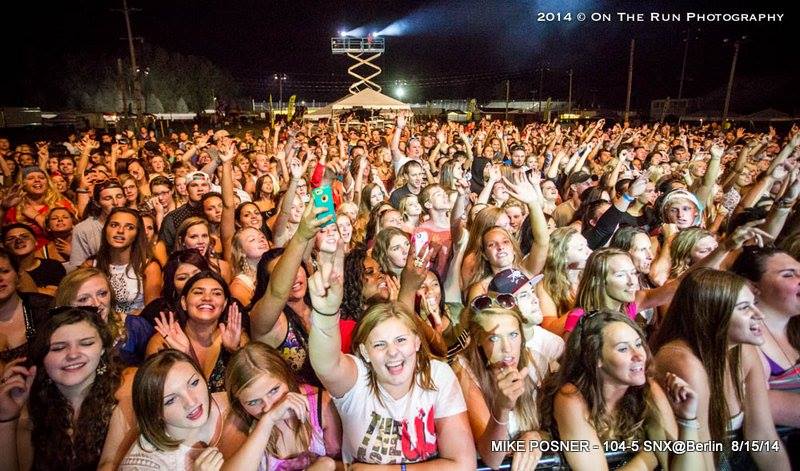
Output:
[624,39,635,124]
[538,67,547,113]
[116,58,129,115]
[567,69,573,114]
[120,0,143,125]
[274,74,287,112]
[504,79,510,121]
[722,40,741,122]
[677,29,690,100]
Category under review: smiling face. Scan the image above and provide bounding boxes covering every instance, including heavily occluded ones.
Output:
[315,223,340,254]
[162,361,211,435]
[181,277,226,324]
[483,228,515,271]
[238,228,269,259]
[541,180,559,201]
[359,316,421,396]
[182,223,210,255]
[23,171,47,196]
[597,322,647,387]
[603,255,639,307]
[478,313,523,370]
[727,285,765,346]
[43,320,103,388]
[237,372,290,420]
[361,256,389,302]
[72,275,112,322]
[105,211,138,250]
[238,203,263,230]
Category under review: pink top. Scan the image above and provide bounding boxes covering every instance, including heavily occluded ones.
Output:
[259,384,327,471]
[563,303,639,333]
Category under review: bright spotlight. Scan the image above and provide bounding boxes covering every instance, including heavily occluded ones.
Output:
[395,87,405,98]
[339,30,347,37]
[372,31,379,37]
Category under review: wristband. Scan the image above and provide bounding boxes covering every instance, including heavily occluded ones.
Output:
[400,464,407,471]
[622,193,635,203]
[676,417,699,429]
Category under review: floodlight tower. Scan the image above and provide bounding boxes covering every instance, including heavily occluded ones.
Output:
[331,33,385,94]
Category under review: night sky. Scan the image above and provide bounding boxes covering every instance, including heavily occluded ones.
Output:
[3,0,798,112]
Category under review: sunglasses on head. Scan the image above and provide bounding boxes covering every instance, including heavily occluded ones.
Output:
[471,293,517,312]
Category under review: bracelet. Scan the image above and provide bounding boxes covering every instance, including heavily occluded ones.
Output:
[676,417,699,429]
[400,464,407,471]
[622,193,635,203]
[0,415,20,423]
[313,308,339,317]
[490,410,509,426]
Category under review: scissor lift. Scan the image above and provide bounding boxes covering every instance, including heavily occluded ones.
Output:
[331,36,385,94]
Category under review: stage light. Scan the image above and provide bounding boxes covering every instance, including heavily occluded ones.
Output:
[339,30,347,37]
[372,31,380,37]
[395,86,405,98]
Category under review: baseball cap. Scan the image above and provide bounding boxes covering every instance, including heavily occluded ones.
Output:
[185,171,210,183]
[567,171,592,186]
[488,269,543,294]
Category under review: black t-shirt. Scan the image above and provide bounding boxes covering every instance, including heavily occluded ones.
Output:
[27,258,67,288]
[389,185,415,209]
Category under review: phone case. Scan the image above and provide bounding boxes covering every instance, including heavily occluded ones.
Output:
[311,185,336,227]
[412,230,429,256]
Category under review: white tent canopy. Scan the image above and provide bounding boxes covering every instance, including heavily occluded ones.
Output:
[306,88,410,119]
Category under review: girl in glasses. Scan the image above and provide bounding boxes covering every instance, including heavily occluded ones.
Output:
[455,293,547,470]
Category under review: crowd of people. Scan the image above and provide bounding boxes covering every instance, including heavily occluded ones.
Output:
[0,114,798,470]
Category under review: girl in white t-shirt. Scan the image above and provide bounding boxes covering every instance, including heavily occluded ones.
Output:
[306,243,476,468]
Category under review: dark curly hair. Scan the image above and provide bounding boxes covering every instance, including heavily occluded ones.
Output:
[341,244,368,321]
[28,307,121,470]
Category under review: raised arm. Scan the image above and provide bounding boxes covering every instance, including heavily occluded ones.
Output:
[219,143,237,263]
[504,172,548,275]
[308,241,358,398]
[694,143,724,205]
[250,203,329,340]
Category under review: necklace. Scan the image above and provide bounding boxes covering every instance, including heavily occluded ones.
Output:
[761,321,798,366]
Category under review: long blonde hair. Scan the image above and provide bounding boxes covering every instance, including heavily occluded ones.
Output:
[226,342,314,458]
[462,305,540,432]
[542,227,579,316]
[668,227,712,279]
[575,248,631,314]
[53,268,124,341]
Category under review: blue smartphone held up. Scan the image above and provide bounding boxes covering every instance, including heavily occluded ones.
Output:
[311,185,336,227]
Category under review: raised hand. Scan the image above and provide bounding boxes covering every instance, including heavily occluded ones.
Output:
[219,303,242,352]
[710,143,725,159]
[261,391,309,427]
[724,219,773,250]
[192,447,224,471]
[308,241,344,315]
[502,172,539,206]
[664,372,698,421]
[493,366,529,412]
[154,311,191,354]
[0,358,35,421]
[400,242,434,292]
[296,200,332,241]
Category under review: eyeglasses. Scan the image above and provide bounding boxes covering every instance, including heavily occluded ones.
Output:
[471,293,517,312]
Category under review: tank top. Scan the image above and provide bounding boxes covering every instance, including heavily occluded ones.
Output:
[258,384,327,471]
[762,351,800,393]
